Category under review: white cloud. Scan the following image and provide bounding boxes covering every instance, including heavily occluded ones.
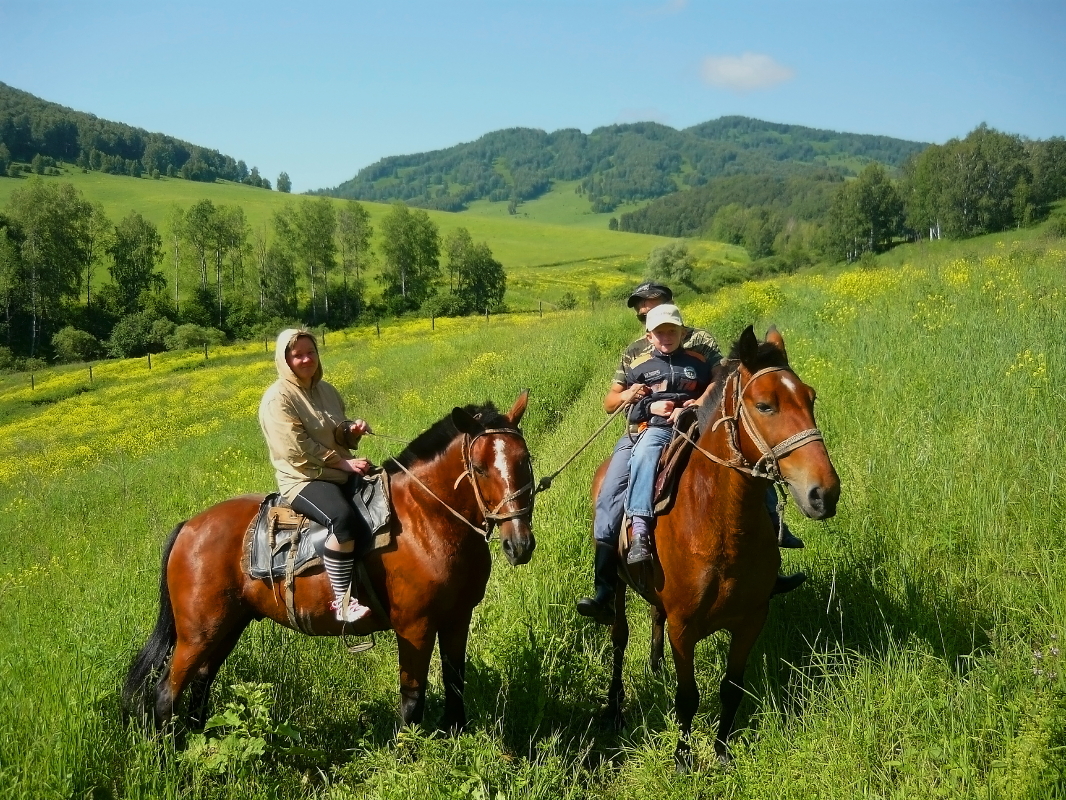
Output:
[700,52,795,92]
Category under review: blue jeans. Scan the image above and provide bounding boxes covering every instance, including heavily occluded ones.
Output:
[625,426,674,518]
[593,435,635,546]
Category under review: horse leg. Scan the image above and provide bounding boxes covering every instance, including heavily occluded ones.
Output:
[186,620,251,730]
[668,625,700,773]
[649,604,665,674]
[606,583,629,730]
[437,611,473,732]
[715,609,768,765]
[395,621,436,727]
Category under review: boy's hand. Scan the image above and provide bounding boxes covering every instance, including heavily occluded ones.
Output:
[650,399,675,417]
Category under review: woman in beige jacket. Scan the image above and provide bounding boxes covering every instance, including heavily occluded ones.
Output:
[258,328,373,622]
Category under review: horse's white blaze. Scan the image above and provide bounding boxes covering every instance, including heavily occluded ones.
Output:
[778,374,800,395]
[493,438,512,488]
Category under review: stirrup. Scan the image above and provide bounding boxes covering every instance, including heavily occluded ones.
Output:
[331,597,372,623]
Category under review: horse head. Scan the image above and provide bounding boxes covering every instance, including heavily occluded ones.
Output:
[451,390,537,565]
[731,325,840,519]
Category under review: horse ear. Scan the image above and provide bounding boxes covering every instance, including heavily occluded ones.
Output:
[452,407,483,435]
[507,389,530,426]
[736,325,759,367]
[765,325,788,362]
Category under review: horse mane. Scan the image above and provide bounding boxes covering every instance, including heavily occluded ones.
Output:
[385,401,513,472]
[696,335,790,431]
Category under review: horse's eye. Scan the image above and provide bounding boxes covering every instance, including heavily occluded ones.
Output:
[472,464,488,476]
[755,402,773,414]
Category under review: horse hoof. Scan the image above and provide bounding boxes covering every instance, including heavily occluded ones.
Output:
[674,746,693,774]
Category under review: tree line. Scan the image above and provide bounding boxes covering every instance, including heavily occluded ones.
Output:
[0,182,506,371]
[0,82,290,189]
[619,125,1066,269]
[323,117,927,215]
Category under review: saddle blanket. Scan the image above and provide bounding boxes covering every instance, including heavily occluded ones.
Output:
[243,470,393,580]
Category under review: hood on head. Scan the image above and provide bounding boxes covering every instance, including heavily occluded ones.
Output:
[274,328,322,387]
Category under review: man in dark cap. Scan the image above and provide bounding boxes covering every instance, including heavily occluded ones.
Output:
[576,282,806,625]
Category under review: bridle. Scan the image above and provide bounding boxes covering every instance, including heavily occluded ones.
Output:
[677,364,824,482]
[389,427,535,540]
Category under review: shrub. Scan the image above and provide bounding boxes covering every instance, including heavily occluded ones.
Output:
[108,312,155,358]
[558,292,578,310]
[165,323,227,351]
[52,326,100,363]
[646,241,696,285]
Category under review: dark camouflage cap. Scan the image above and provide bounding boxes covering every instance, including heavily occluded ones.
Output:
[626,281,673,309]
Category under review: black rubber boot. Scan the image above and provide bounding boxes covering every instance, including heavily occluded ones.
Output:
[779,524,805,549]
[768,498,804,549]
[771,571,807,597]
[576,543,617,625]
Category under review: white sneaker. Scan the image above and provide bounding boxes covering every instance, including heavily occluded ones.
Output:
[331,597,372,623]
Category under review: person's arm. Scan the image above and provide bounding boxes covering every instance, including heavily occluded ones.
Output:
[604,381,649,413]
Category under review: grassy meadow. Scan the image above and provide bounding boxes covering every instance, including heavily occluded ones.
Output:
[0,170,746,310]
[1,221,1064,798]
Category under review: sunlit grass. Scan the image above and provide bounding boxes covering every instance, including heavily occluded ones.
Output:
[1,231,1065,798]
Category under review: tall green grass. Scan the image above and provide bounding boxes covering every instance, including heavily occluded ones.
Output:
[1,231,1064,798]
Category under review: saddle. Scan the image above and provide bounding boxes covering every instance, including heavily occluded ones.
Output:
[652,406,699,514]
[243,470,393,580]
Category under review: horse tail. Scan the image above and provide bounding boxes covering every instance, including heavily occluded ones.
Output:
[121,521,184,717]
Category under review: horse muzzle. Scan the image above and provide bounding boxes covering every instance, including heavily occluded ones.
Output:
[787,475,840,520]
[499,518,536,566]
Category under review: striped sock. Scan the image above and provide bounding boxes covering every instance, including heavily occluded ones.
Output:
[322,547,355,603]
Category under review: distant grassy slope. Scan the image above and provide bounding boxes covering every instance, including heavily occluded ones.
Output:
[463,180,649,228]
[0,168,743,308]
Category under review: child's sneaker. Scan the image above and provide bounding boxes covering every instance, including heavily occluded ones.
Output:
[331,597,372,623]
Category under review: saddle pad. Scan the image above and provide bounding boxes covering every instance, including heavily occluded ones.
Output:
[243,470,393,581]
[652,406,699,515]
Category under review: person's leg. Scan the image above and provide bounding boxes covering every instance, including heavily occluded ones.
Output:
[625,427,672,564]
[578,436,634,624]
[765,486,804,548]
[291,479,372,622]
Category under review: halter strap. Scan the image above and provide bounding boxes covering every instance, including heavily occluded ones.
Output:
[694,365,824,481]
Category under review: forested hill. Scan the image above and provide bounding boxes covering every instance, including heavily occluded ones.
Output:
[321,117,928,213]
[0,82,271,186]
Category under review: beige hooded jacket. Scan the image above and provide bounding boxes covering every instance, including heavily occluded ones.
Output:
[258,329,361,501]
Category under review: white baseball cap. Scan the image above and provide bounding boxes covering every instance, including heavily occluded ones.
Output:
[645,303,685,331]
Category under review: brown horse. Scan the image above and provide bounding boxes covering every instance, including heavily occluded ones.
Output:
[123,392,535,733]
[592,327,840,769]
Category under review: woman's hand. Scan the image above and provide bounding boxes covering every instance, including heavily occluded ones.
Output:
[349,419,370,437]
[339,457,372,475]
[649,399,676,418]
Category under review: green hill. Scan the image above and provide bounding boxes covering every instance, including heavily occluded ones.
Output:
[0,167,742,311]
[322,117,929,214]
[0,81,271,186]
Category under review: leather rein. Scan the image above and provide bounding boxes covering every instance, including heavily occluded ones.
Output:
[675,365,824,482]
[388,428,534,541]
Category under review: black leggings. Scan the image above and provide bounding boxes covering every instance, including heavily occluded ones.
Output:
[291,477,371,546]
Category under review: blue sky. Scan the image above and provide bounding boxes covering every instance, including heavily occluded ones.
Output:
[3,1,1064,193]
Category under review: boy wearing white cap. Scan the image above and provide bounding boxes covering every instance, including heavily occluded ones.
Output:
[622,304,712,563]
